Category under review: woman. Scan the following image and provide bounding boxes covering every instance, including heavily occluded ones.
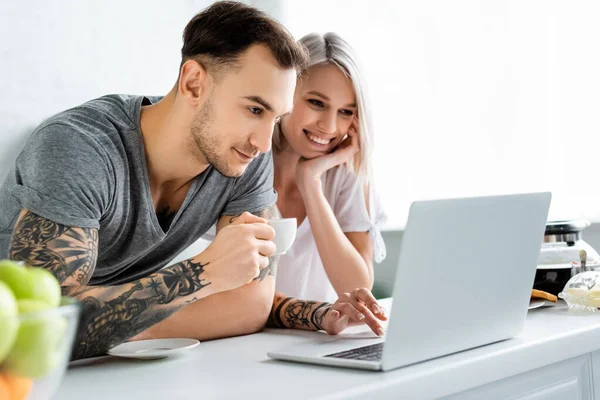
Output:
[273,32,387,304]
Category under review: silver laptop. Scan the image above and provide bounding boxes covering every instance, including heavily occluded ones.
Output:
[268,192,551,371]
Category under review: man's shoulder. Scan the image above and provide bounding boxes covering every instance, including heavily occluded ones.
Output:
[39,94,141,135]
[25,94,150,157]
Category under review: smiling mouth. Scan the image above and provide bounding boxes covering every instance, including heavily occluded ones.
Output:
[303,129,333,146]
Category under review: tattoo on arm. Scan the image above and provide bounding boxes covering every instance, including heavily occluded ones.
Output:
[255,203,281,220]
[9,209,98,286]
[267,294,331,331]
[8,209,213,360]
[254,254,279,282]
[227,203,280,224]
[73,258,210,359]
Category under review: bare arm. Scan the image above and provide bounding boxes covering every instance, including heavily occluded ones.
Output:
[9,209,218,360]
[299,180,374,296]
[132,205,280,342]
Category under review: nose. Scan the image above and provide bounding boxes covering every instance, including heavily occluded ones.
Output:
[248,124,273,154]
[317,111,337,135]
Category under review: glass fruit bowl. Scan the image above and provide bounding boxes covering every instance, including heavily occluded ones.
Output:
[0,297,80,400]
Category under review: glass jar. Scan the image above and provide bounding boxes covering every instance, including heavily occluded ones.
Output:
[558,270,600,312]
[534,220,600,296]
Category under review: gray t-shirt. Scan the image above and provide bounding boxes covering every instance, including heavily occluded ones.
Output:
[0,94,276,285]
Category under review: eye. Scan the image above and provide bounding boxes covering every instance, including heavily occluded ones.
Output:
[339,109,354,117]
[249,107,264,116]
[308,99,325,108]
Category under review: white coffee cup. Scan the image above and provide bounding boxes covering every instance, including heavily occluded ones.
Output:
[267,218,297,255]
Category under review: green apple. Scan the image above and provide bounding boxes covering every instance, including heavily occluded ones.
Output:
[27,267,62,307]
[0,260,61,306]
[3,299,68,379]
[0,281,18,364]
[0,260,30,298]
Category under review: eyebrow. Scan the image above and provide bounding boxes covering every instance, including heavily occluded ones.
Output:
[306,90,356,108]
[243,96,273,112]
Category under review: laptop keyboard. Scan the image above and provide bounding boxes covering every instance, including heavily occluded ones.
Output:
[324,342,384,362]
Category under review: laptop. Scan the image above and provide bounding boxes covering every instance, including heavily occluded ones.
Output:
[267,192,552,371]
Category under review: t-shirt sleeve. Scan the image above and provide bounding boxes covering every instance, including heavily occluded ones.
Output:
[221,151,277,216]
[332,167,371,232]
[8,123,114,228]
[331,167,388,263]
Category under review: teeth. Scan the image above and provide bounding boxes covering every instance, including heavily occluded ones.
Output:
[306,133,331,145]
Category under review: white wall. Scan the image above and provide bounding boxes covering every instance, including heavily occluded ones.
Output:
[281,1,600,229]
[0,0,217,179]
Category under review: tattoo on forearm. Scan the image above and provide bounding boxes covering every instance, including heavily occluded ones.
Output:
[267,294,331,331]
[72,258,211,360]
[8,209,212,361]
[285,300,319,329]
[9,210,98,285]
[267,295,292,328]
[310,303,330,331]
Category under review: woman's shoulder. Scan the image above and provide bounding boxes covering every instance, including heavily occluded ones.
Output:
[321,165,366,210]
[323,164,360,187]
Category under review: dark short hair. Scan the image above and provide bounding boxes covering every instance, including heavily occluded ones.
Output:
[181,1,307,75]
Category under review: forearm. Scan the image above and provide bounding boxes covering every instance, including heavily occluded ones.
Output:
[266,292,331,331]
[134,253,279,341]
[300,181,373,293]
[68,257,216,360]
[134,276,275,341]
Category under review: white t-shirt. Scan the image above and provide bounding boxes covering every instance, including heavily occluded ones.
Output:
[274,165,387,304]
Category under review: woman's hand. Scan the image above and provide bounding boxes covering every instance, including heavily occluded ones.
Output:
[320,288,387,336]
[296,118,360,191]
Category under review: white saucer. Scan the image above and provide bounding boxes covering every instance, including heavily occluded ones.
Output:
[107,338,200,360]
[529,299,555,310]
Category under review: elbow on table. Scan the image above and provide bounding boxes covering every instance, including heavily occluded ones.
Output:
[238,279,274,334]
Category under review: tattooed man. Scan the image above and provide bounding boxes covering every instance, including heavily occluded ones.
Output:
[0,2,385,360]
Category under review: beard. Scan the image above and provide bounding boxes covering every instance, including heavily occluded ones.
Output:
[190,94,238,177]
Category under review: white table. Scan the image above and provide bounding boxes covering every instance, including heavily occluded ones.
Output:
[56,299,600,400]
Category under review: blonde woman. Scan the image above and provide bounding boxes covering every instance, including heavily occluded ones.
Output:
[273,32,387,305]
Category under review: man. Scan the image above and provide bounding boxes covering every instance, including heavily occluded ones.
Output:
[0,1,385,360]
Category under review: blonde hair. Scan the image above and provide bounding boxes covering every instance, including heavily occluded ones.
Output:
[273,32,374,181]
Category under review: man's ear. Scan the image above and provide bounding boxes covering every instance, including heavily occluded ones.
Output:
[178,59,211,105]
